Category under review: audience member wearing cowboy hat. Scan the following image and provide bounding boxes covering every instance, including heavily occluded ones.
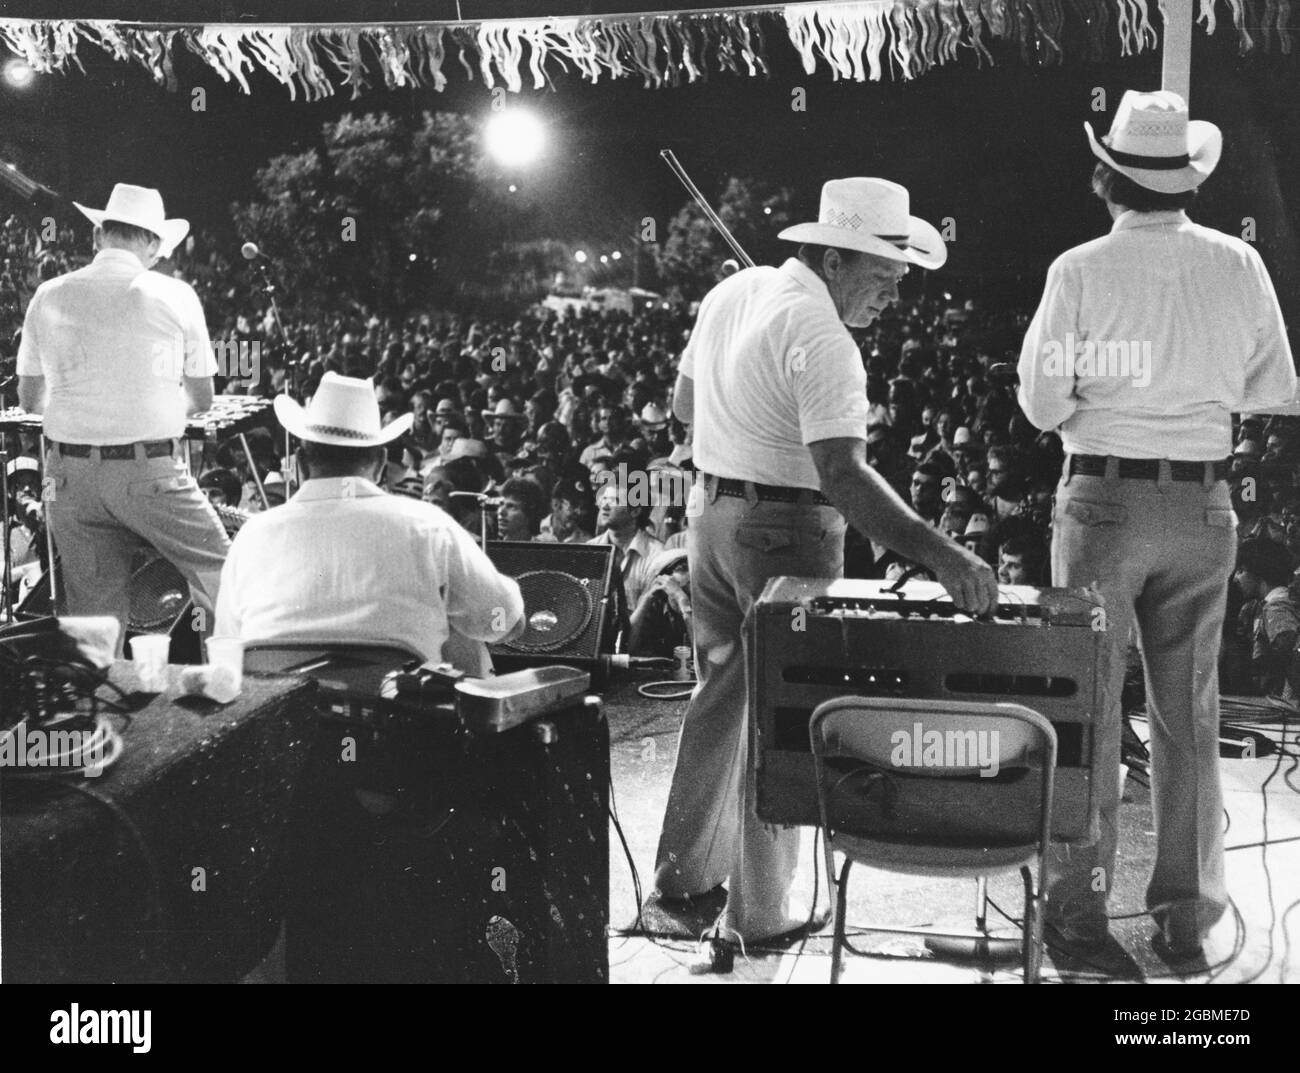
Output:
[214,372,524,672]
[482,398,529,464]
[1019,89,1296,961]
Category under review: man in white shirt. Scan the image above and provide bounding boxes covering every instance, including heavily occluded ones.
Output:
[16,184,230,648]
[214,373,524,663]
[1018,91,1296,961]
[654,178,997,949]
[587,476,664,611]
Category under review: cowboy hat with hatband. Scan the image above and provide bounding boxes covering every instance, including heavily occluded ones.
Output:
[274,372,413,448]
[779,178,947,270]
[1085,89,1221,195]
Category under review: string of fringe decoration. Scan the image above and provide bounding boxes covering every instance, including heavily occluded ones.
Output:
[0,0,1284,101]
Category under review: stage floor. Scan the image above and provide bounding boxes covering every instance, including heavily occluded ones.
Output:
[603,678,1300,984]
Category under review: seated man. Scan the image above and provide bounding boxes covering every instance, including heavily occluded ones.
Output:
[214,373,524,665]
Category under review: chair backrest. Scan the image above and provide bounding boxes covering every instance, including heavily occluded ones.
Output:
[809,696,1056,850]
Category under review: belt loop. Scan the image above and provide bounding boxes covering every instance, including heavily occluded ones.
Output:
[134,442,146,463]
[1062,454,1074,487]
[1202,460,1215,491]
[742,480,759,508]
[703,472,719,505]
[1104,455,1119,481]
[1156,459,1171,491]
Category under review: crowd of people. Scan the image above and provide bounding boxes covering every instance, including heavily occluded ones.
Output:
[3,212,1298,686]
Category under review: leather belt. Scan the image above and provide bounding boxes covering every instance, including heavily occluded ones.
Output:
[53,439,177,460]
[1068,455,1229,482]
[708,474,833,507]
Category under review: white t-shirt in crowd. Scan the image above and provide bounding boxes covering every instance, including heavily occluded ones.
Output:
[17,249,216,444]
[680,258,868,490]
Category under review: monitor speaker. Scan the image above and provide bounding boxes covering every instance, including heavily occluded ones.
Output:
[17,551,200,663]
[483,541,618,675]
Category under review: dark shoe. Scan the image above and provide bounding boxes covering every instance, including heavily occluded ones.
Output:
[652,883,726,908]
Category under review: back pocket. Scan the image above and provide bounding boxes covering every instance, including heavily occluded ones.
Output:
[1061,499,1127,527]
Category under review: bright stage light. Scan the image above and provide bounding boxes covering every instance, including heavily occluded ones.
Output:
[484,110,545,169]
[3,60,35,90]
[574,250,588,264]
[611,251,622,260]
[599,255,609,264]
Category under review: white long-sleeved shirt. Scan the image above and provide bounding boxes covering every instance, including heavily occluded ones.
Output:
[1018,210,1295,459]
[214,477,524,661]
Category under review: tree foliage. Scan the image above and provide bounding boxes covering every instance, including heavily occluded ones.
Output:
[231,111,522,316]
[653,177,794,300]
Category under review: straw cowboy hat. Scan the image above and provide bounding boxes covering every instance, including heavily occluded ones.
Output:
[73,183,190,258]
[779,178,947,270]
[274,372,413,447]
[482,399,528,423]
[638,403,670,430]
[1085,89,1221,195]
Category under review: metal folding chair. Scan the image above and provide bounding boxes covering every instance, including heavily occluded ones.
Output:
[809,696,1056,983]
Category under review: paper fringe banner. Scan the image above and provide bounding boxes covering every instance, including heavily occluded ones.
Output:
[0,0,1288,102]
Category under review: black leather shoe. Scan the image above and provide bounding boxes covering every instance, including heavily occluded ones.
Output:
[651,884,726,908]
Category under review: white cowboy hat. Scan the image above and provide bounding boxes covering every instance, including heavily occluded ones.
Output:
[481,399,528,422]
[778,178,946,270]
[1085,89,1221,194]
[274,372,413,448]
[73,183,190,258]
[638,403,669,430]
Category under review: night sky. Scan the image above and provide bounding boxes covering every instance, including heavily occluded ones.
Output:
[1,8,1297,310]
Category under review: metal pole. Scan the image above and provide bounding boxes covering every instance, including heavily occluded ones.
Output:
[1,446,13,622]
[1160,0,1194,104]
[39,435,56,609]
[239,432,271,510]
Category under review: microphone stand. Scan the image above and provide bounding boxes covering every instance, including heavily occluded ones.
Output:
[248,256,295,493]
[1,448,12,622]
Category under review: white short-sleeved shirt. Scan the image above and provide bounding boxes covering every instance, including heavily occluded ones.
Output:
[213,477,525,661]
[17,249,216,444]
[680,258,868,489]
[1017,210,1296,459]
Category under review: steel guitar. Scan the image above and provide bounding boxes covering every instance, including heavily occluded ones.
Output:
[749,577,1104,843]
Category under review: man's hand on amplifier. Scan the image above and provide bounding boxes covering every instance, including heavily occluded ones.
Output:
[928,540,999,617]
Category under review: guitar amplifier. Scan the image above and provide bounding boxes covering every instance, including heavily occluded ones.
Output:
[254,649,610,984]
[749,578,1103,843]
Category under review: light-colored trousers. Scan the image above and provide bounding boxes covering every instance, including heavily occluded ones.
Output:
[1050,462,1234,942]
[45,445,231,654]
[654,474,845,941]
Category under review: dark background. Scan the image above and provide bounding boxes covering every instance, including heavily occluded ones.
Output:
[1,2,1296,310]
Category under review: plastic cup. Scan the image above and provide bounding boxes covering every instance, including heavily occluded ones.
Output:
[205,637,245,697]
[129,634,171,693]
